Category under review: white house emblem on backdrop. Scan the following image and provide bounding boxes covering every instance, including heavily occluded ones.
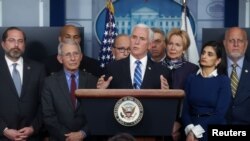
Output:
[95,0,196,43]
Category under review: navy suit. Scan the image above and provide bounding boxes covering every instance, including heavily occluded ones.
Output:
[227,57,250,124]
[0,56,45,140]
[41,70,97,141]
[104,56,171,89]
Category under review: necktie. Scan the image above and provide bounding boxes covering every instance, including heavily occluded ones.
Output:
[134,60,142,89]
[230,64,239,98]
[70,74,77,109]
[12,63,22,97]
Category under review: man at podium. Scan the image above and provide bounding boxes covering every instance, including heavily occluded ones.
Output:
[97,23,171,90]
[96,23,172,141]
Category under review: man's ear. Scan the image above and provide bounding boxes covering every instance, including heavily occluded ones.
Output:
[58,36,62,42]
[111,47,115,56]
[148,42,152,50]
[57,55,63,64]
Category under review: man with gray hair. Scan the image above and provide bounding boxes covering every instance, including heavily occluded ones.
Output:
[97,23,170,90]
[41,39,97,141]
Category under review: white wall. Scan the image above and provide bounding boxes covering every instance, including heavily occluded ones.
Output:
[239,0,250,27]
[0,0,49,26]
[0,0,249,58]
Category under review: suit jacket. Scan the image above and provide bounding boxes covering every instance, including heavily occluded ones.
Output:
[44,54,102,77]
[0,55,45,140]
[227,56,250,124]
[104,56,171,89]
[41,70,97,141]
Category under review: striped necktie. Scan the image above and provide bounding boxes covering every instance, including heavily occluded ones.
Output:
[230,64,238,98]
[134,60,142,89]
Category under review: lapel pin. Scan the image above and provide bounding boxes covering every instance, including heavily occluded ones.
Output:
[245,69,248,73]
[148,67,151,70]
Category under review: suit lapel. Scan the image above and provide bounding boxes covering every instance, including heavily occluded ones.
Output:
[57,71,75,110]
[21,60,32,98]
[234,59,250,104]
[125,57,133,88]
[0,57,20,98]
[141,57,153,89]
[78,71,86,89]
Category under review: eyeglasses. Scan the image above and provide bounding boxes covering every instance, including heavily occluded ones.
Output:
[114,47,130,53]
[61,51,81,58]
[6,38,24,44]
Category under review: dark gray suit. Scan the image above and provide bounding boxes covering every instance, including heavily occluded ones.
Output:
[104,56,171,89]
[0,56,45,140]
[41,70,97,141]
[227,57,250,124]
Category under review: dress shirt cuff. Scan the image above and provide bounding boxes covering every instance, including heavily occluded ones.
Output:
[184,124,194,135]
[3,127,8,133]
[191,124,205,138]
[80,130,87,138]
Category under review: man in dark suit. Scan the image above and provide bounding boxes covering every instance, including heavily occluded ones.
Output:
[0,27,45,140]
[223,27,250,124]
[44,24,101,77]
[41,39,97,141]
[97,23,170,89]
[96,24,170,141]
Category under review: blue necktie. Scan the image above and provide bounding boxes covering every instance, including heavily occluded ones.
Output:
[134,60,142,89]
[12,63,22,97]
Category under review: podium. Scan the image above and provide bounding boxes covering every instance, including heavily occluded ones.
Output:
[75,89,184,139]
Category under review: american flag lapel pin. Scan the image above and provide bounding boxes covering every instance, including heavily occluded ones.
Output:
[245,69,248,73]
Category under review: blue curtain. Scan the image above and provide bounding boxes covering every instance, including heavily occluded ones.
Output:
[224,0,239,27]
[50,0,65,26]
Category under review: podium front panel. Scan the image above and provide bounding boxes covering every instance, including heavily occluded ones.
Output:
[81,98,179,136]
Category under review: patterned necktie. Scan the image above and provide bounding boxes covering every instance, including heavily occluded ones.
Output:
[70,74,77,109]
[134,60,142,89]
[12,63,22,97]
[230,64,239,98]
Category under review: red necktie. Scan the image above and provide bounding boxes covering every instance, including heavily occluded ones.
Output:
[70,74,76,109]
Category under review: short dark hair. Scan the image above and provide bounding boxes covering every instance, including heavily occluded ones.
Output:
[2,26,26,42]
[151,27,165,36]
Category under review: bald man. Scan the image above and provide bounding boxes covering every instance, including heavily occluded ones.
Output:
[44,25,101,77]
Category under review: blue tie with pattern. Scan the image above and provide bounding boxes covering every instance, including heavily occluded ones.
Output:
[134,60,142,89]
[12,63,22,97]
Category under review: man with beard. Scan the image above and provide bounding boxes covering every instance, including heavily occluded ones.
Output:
[0,27,45,140]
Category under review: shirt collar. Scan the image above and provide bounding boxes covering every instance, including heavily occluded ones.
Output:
[64,70,79,80]
[151,54,166,62]
[227,56,244,69]
[196,68,218,78]
[130,55,147,66]
[5,55,23,67]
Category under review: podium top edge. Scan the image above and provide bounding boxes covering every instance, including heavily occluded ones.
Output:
[75,89,185,99]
